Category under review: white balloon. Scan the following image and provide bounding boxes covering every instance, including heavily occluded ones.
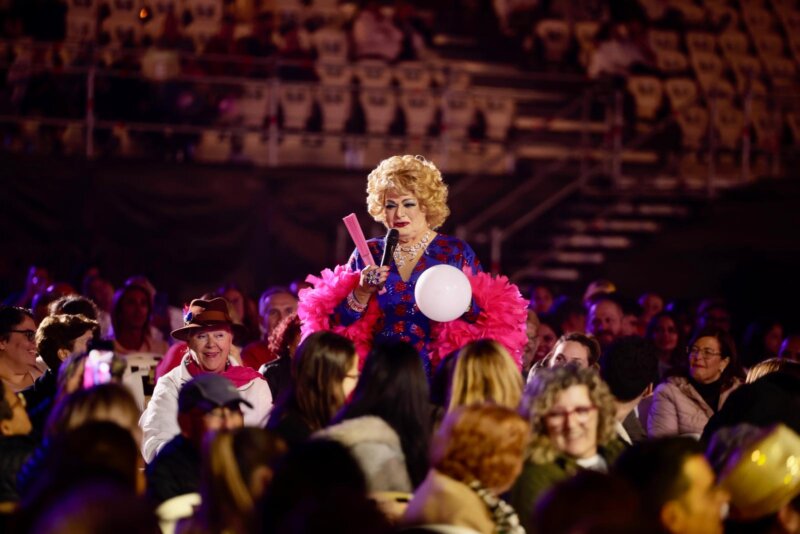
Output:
[414,264,473,322]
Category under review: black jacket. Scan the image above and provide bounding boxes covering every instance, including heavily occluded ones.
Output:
[0,435,36,503]
[145,434,201,504]
[262,356,291,403]
[21,369,57,442]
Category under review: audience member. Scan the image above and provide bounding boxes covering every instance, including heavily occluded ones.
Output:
[81,274,114,337]
[0,379,34,509]
[321,340,430,490]
[695,299,732,333]
[540,332,601,370]
[403,404,530,534]
[587,296,623,350]
[448,339,523,412]
[24,313,98,437]
[615,437,729,534]
[266,331,357,447]
[140,298,271,463]
[217,283,260,346]
[746,357,800,384]
[0,306,43,391]
[549,297,587,335]
[530,284,554,315]
[646,311,684,379]
[109,283,168,356]
[599,337,658,445]
[719,424,800,534]
[638,292,664,331]
[522,310,541,376]
[179,427,287,534]
[241,287,298,371]
[260,313,302,400]
[533,315,560,365]
[741,319,784,369]
[146,374,248,505]
[511,366,623,531]
[649,327,744,438]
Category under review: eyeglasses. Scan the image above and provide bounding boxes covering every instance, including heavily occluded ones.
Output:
[686,346,723,360]
[544,405,597,425]
[9,329,35,342]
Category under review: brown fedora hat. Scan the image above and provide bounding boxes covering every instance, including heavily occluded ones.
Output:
[171,297,248,341]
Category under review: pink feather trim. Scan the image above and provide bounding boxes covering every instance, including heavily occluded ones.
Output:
[297,266,528,371]
[428,270,528,370]
[297,265,381,366]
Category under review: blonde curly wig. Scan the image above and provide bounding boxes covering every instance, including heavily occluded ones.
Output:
[366,155,450,230]
[519,366,617,464]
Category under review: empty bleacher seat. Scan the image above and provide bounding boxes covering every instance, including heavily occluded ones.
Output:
[315,61,352,87]
[751,107,782,150]
[648,29,680,53]
[676,105,709,149]
[743,6,776,34]
[67,0,97,14]
[670,1,705,24]
[719,31,750,58]
[627,76,663,121]
[359,88,397,134]
[394,62,432,90]
[535,19,571,63]
[399,90,437,137]
[317,85,351,132]
[664,78,698,112]
[655,49,689,74]
[279,83,315,130]
[713,105,745,150]
[574,21,599,67]
[786,112,800,145]
[183,21,218,52]
[184,0,222,26]
[690,52,725,93]
[107,0,137,18]
[686,32,716,56]
[706,3,739,32]
[442,91,475,139]
[728,54,764,94]
[101,17,142,46]
[789,35,800,63]
[776,7,800,34]
[66,13,96,42]
[476,95,515,141]
[354,60,393,88]
[238,82,270,128]
[241,132,270,166]
[141,50,180,81]
[195,131,232,162]
[707,79,736,103]
[311,27,349,62]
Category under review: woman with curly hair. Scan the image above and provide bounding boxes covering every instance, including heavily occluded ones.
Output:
[510,365,624,532]
[403,404,530,534]
[298,155,528,373]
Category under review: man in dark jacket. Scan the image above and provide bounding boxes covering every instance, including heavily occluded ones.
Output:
[0,379,35,508]
[145,374,248,504]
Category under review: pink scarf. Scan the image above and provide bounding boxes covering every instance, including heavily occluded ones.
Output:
[184,356,264,388]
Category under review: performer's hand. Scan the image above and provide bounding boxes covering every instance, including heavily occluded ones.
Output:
[355,265,389,303]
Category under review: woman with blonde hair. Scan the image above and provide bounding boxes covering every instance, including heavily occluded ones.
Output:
[448,339,523,412]
[403,404,530,534]
[511,366,624,532]
[178,428,287,534]
[298,155,528,374]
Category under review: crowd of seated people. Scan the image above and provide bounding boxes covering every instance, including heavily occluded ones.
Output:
[0,261,799,532]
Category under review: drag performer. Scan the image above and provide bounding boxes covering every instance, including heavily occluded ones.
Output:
[298,155,527,372]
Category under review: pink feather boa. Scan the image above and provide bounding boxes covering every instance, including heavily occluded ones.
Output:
[297,265,528,370]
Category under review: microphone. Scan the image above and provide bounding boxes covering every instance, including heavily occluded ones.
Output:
[379,229,400,288]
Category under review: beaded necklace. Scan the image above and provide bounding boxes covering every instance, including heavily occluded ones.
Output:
[393,230,432,268]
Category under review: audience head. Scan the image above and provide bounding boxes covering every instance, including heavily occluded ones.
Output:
[779,335,800,363]
[583,279,616,306]
[195,428,287,533]
[696,299,732,333]
[520,366,616,463]
[82,274,115,313]
[533,470,644,534]
[615,437,729,534]
[45,383,141,445]
[741,319,784,368]
[36,313,98,371]
[111,283,152,338]
[172,297,246,373]
[0,305,37,373]
[746,357,800,384]
[639,292,665,325]
[217,282,248,324]
[550,296,587,335]
[432,404,530,494]
[0,379,32,436]
[260,439,391,534]
[544,332,601,369]
[338,340,430,487]
[258,287,298,339]
[718,424,800,532]
[587,296,623,349]
[646,311,682,362]
[274,331,357,432]
[267,313,302,360]
[448,339,523,412]
[599,336,659,404]
[32,284,77,323]
[534,315,561,364]
[178,374,249,448]
[523,310,540,374]
[530,284,554,315]
[685,326,743,387]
